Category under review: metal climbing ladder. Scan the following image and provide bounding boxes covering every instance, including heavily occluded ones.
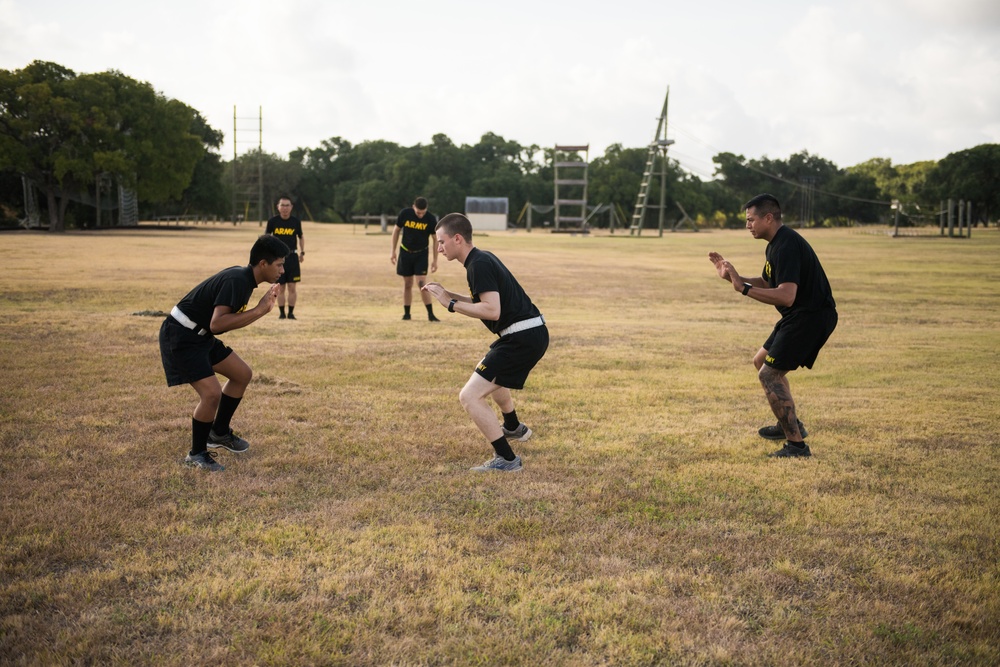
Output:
[553,144,589,231]
[630,88,675,236]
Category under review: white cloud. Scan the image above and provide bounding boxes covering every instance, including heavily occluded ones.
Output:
[2,0,998,171]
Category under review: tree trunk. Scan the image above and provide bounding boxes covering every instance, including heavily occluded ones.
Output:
[45,188,64,233]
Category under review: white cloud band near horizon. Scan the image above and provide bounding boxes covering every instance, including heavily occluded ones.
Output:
[2,0,998,178]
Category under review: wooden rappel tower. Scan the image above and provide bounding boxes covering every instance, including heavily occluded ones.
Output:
[630,88,676,236]
[553,144,589,232]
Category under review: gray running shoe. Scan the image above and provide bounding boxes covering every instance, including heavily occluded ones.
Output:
[758,419,807,440]
[207,428,250,453]
[471,455,523,472]
[184,451,225,471]
[502,423,532,442]
[769,442,811,458]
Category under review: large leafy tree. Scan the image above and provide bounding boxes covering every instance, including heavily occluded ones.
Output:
[0,60,206,231]
[1,61,96,231]
[589,144,644,224]
[924,144,1000,224]
[713,150,886,225]
[848,157,936,219]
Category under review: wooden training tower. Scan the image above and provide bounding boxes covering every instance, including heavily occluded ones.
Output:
[630,88,678,236]
[553,144,589,232]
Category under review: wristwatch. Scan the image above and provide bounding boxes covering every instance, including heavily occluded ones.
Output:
[448,299,457,312]
[742,282,753,296]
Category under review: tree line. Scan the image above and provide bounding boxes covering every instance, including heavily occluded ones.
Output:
[2,61,997,231]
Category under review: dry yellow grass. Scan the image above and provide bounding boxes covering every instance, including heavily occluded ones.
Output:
[1,222,998,665]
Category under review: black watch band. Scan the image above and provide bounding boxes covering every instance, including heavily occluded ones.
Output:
[742,282,753,296]
[448,299,457,312]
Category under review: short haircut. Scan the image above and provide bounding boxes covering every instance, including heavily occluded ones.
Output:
[414,196,428,210]
[276,194,293,205]
[436,213,473,243]
[250,234,290,265]
[743,193,782,221]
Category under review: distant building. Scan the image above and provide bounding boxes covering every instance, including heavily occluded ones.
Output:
[465,197,509,231]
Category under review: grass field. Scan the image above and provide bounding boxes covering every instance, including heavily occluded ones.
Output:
[1,222,998,666]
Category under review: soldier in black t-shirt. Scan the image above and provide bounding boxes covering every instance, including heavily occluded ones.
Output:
[709,194,838,458]
[265,195,304,320]
[423,213,548,472]
[390,196,440,321]
[158,234,288,471]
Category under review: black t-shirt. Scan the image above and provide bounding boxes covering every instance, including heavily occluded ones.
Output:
[266,215,302,252]
[764,225,836,318]
[464,247,541,335]
[175,266,258,331]
[395,207,438,252]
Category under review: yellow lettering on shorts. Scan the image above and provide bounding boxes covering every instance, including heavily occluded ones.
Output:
[765,354,775,364]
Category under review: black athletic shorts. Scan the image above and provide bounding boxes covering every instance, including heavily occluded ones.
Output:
[475,325,549,390]
[396,249,429,277]
[279,252,300,284]
[159,318,233,386]
[763,308,838,371]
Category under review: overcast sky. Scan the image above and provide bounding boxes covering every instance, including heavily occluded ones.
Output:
[2,0,998,179]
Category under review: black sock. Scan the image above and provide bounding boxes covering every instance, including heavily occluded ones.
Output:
[288,306,294,316]
[786,440,807,448]
[404,305,411,316]
[491,436,516,461]
[502,410,520,431]
[425,303,435,314]
[213,393,242,435]
[191,418,213,455]
[279,306,286,316]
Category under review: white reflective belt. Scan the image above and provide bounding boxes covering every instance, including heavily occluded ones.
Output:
[170,305,209,336]
[498,315,545,337]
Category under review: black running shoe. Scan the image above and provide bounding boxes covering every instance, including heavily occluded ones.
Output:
[758,419,807,440]
[769,441,811,458]
[184,451,225,471]
[207,428,250,453]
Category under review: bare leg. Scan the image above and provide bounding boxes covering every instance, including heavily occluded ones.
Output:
[417,275,433,305]
[215,352,251,394]
[285,282,297,308]
[758,364,804,441]
[402,275,414,306]
[277,284,288,308]
[190,376,222,422]
[491,386,514,414]
[459,373,505,442]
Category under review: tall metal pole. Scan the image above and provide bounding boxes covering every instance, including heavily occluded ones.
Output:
[258,106,264,226]
[657,144,667,237]
[233,106,238,224]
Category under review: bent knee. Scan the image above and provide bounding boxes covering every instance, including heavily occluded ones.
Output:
[199,386,223,408]
[458,386,473,409]
[758,364,784,383]
[237,366,253,386]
